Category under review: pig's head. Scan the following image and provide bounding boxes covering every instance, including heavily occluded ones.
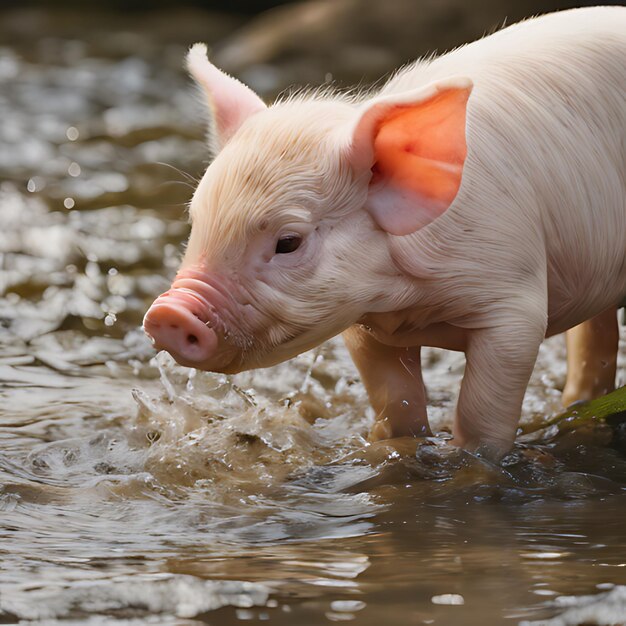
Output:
[143,44,472,373]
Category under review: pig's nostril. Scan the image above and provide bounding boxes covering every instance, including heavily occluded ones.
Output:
[187,334,199,345]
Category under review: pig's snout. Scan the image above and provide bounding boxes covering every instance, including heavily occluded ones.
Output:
[143,294,218,364]
[143,270,239,371]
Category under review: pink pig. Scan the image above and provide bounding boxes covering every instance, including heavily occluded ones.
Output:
[144,7,626,458]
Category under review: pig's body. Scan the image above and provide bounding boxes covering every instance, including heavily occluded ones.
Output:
[375,8,626,338]
[144,7,626,458]
[345,7,626,449]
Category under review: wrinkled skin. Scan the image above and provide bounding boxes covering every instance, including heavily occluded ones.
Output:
[144,8,626,458]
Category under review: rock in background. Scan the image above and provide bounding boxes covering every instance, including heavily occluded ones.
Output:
[213,0,625,94]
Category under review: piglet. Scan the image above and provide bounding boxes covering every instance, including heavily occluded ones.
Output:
[144,7,626,458]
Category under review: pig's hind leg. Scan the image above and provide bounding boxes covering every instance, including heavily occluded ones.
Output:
[562,307,618,407]
[343,326,430,440]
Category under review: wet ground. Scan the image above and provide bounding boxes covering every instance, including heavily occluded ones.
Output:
[1,6,625,625]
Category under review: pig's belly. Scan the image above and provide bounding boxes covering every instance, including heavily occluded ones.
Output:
[544,251,626,337]
[545,288,625,338]
[363,255,626,351]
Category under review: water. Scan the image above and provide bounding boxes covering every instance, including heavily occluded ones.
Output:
[1,6,625,625]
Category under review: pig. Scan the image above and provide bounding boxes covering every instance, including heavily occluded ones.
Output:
[143,7,626,459]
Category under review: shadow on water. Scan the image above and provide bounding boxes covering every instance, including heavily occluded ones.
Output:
[0,4,625,625]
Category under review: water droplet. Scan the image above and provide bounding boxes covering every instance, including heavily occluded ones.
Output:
[85,261,100,279]
[521,551,569,560]
[63,197,75,209]
[330,601,366,612]
[66,126,79,141]
[597,582,615,590]
[236,609,254,620]
[431,594,464,605]
[26,176,45,192]
[532,589,558,596]
[68,162,81,177]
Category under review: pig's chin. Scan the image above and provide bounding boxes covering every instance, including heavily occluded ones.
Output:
[173,338,316,375]
[156,319,351,374]
[235,321,356,372]
[162,342,283,376]
[166,349,241,375]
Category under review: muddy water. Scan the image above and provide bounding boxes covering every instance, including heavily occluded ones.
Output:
[1,7,625,625]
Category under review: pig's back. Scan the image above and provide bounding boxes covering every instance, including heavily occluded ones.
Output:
[380,7,626,95]
[382,6,626,333]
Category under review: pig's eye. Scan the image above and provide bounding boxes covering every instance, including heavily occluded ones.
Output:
[275,235,302,254]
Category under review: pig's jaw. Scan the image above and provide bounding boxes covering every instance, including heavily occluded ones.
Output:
[143,271,363,374]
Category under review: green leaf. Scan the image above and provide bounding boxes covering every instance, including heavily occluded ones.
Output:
[520,385,626,436]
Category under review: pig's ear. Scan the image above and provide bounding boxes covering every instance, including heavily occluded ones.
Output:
[347,78,472,236]
[186,43,267,152]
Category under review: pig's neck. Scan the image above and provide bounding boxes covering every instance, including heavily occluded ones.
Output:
[357,307,468,352]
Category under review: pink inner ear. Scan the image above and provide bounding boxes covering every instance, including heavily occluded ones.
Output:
[366,86,471,236]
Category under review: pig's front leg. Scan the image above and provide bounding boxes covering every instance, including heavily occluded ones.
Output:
[562,307,618,407]
[453,308,547,458]
[343,325,430,440]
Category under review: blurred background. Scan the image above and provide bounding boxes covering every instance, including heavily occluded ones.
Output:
[2,2,626,625]
[3,0,623,344]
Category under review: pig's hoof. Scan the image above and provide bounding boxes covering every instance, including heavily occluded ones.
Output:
[369,418,431,441]
[369,419,394,441]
